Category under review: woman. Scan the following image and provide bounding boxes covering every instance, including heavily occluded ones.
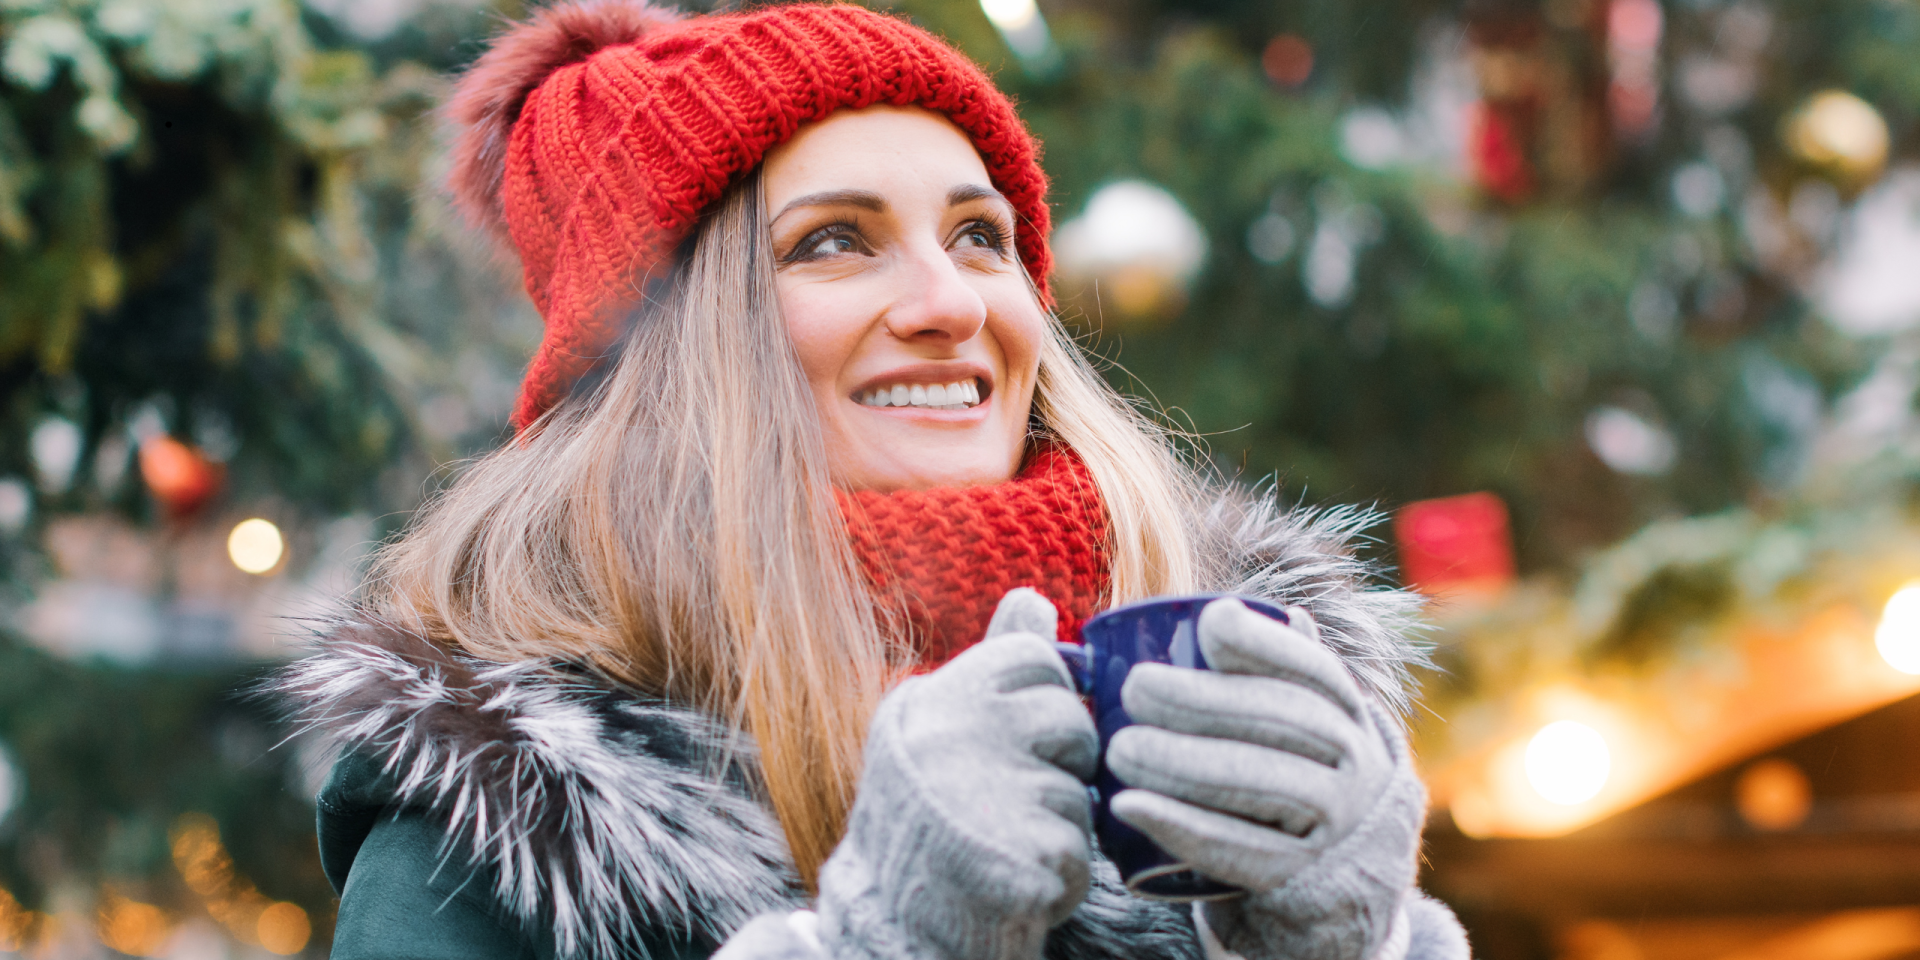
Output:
[277,3,1470,959]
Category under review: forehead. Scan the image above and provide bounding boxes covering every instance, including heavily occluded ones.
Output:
[761,105,994,206]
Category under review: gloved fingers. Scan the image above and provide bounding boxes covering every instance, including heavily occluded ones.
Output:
[1029,765,1098,838]
[938,630,1076,694]
[1198,599,1366,720]
[1106,726,1341,836]
[1001,683,1100,781]
[1016,813,1094,925]
[985,587,1059,640]
[1280,604,1325,644]
[1120,663,1353,768]
[1108,789,1316,891]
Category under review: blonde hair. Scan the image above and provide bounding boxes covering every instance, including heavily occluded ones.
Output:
[364,170,1213,888]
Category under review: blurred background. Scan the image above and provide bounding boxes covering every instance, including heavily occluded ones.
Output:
[2,0,1919,955]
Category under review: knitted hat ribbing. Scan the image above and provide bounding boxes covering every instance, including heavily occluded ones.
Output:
[446,0,1054,429]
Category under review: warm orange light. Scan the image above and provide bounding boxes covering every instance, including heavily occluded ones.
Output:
[1877,585,1920,674]
[258,902,311,955]
[168,813,280,946]
[0,887,47,952]
[96,894,170,957]
[170,814,233,897]
[1736,758,1813,831]
[1524,720,1611,805]
[137,436,222,516]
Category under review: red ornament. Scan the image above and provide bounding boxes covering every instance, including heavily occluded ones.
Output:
[1395,492,1517,596]
[1262,34,1314,87]
[1468,102,1534,203]
[139,435,223,518]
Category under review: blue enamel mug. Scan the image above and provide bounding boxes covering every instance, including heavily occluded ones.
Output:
[1054,594,1291,902]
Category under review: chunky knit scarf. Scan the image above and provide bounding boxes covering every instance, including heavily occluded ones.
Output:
[837,444,1110,667]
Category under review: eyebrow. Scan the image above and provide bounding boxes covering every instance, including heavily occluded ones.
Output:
[769,183,1009,225]
[948,183,1007,207]
[771,189,885,225]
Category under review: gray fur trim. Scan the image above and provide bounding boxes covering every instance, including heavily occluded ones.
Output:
[1404,893,1472,960]
[1044,855,1202,960]
[270,621,803,960]
[1197,488,1431,719]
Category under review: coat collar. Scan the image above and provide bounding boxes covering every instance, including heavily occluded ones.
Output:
[275,622,801,958]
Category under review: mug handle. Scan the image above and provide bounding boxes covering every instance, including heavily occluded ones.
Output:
[1053,642,1091,696]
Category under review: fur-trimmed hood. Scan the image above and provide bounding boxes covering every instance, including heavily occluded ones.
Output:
[272,492,1429,960]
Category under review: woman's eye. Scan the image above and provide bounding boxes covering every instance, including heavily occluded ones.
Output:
[788,225,864,262]
[812,234,856,256]
[956,219,1010,252]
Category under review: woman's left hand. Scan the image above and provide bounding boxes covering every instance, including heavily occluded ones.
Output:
[1105,598,1427,960]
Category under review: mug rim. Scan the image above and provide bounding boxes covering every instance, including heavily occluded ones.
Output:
[1082,593,1290,633]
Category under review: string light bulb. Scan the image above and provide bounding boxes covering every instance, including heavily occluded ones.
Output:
[1786,90,1889,184]
[1524,720,1611,805]
[978,0,1054,67]
[980,0,1037,31]
[1876,585,1920,674]
[227,518,284,575]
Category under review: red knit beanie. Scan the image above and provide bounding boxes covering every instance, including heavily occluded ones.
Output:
[445,0,1055,429]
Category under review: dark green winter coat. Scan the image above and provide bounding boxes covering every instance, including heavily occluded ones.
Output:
[318,750,713,960]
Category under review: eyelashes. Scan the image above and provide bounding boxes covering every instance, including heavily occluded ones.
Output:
[776,215,1015,265]
[958,216,1012,253]
[779,222,864,264]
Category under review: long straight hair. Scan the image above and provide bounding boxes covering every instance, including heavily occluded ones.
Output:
[364,170,1214,888]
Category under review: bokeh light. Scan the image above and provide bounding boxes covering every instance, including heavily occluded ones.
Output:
[979,0,1037,32]
[1875,585,1920,674]
[257,902,311,955]
[226,519,284,575]
[1787,89,1890,180]
[1524,720,1611,805]
[1735,758,1813,831]
[0,746,13,834]
[95,894,169,957]
[1262,34,1313,87]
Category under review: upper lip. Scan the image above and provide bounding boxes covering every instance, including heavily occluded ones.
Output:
[851,362,993,400]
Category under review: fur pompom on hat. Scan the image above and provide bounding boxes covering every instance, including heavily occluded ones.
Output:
[445,0,1055,429]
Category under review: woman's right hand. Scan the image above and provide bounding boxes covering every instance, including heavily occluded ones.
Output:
[811,587,1099,960]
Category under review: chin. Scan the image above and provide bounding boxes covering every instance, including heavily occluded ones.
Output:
[840,436,1021,492]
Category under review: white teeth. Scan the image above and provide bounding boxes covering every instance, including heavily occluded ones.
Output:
[858,379,985,410]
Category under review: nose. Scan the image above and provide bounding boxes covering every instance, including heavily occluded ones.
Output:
[882,242,988,346]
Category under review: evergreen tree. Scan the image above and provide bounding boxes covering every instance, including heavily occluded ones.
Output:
[2,0,1918,952]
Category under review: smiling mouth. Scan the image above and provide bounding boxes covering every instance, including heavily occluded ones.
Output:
[854,378,984,411]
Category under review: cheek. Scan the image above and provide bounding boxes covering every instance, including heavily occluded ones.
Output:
[779,284,864,397]
[988,291,1047,384]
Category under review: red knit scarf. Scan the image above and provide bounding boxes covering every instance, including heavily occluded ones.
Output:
[837,445,1110,668]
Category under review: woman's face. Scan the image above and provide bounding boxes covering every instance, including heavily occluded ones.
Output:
[763,106,1045,492]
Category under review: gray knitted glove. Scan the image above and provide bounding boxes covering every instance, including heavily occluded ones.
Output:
[1106,598,1425,960]
[806,587,1099,960]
